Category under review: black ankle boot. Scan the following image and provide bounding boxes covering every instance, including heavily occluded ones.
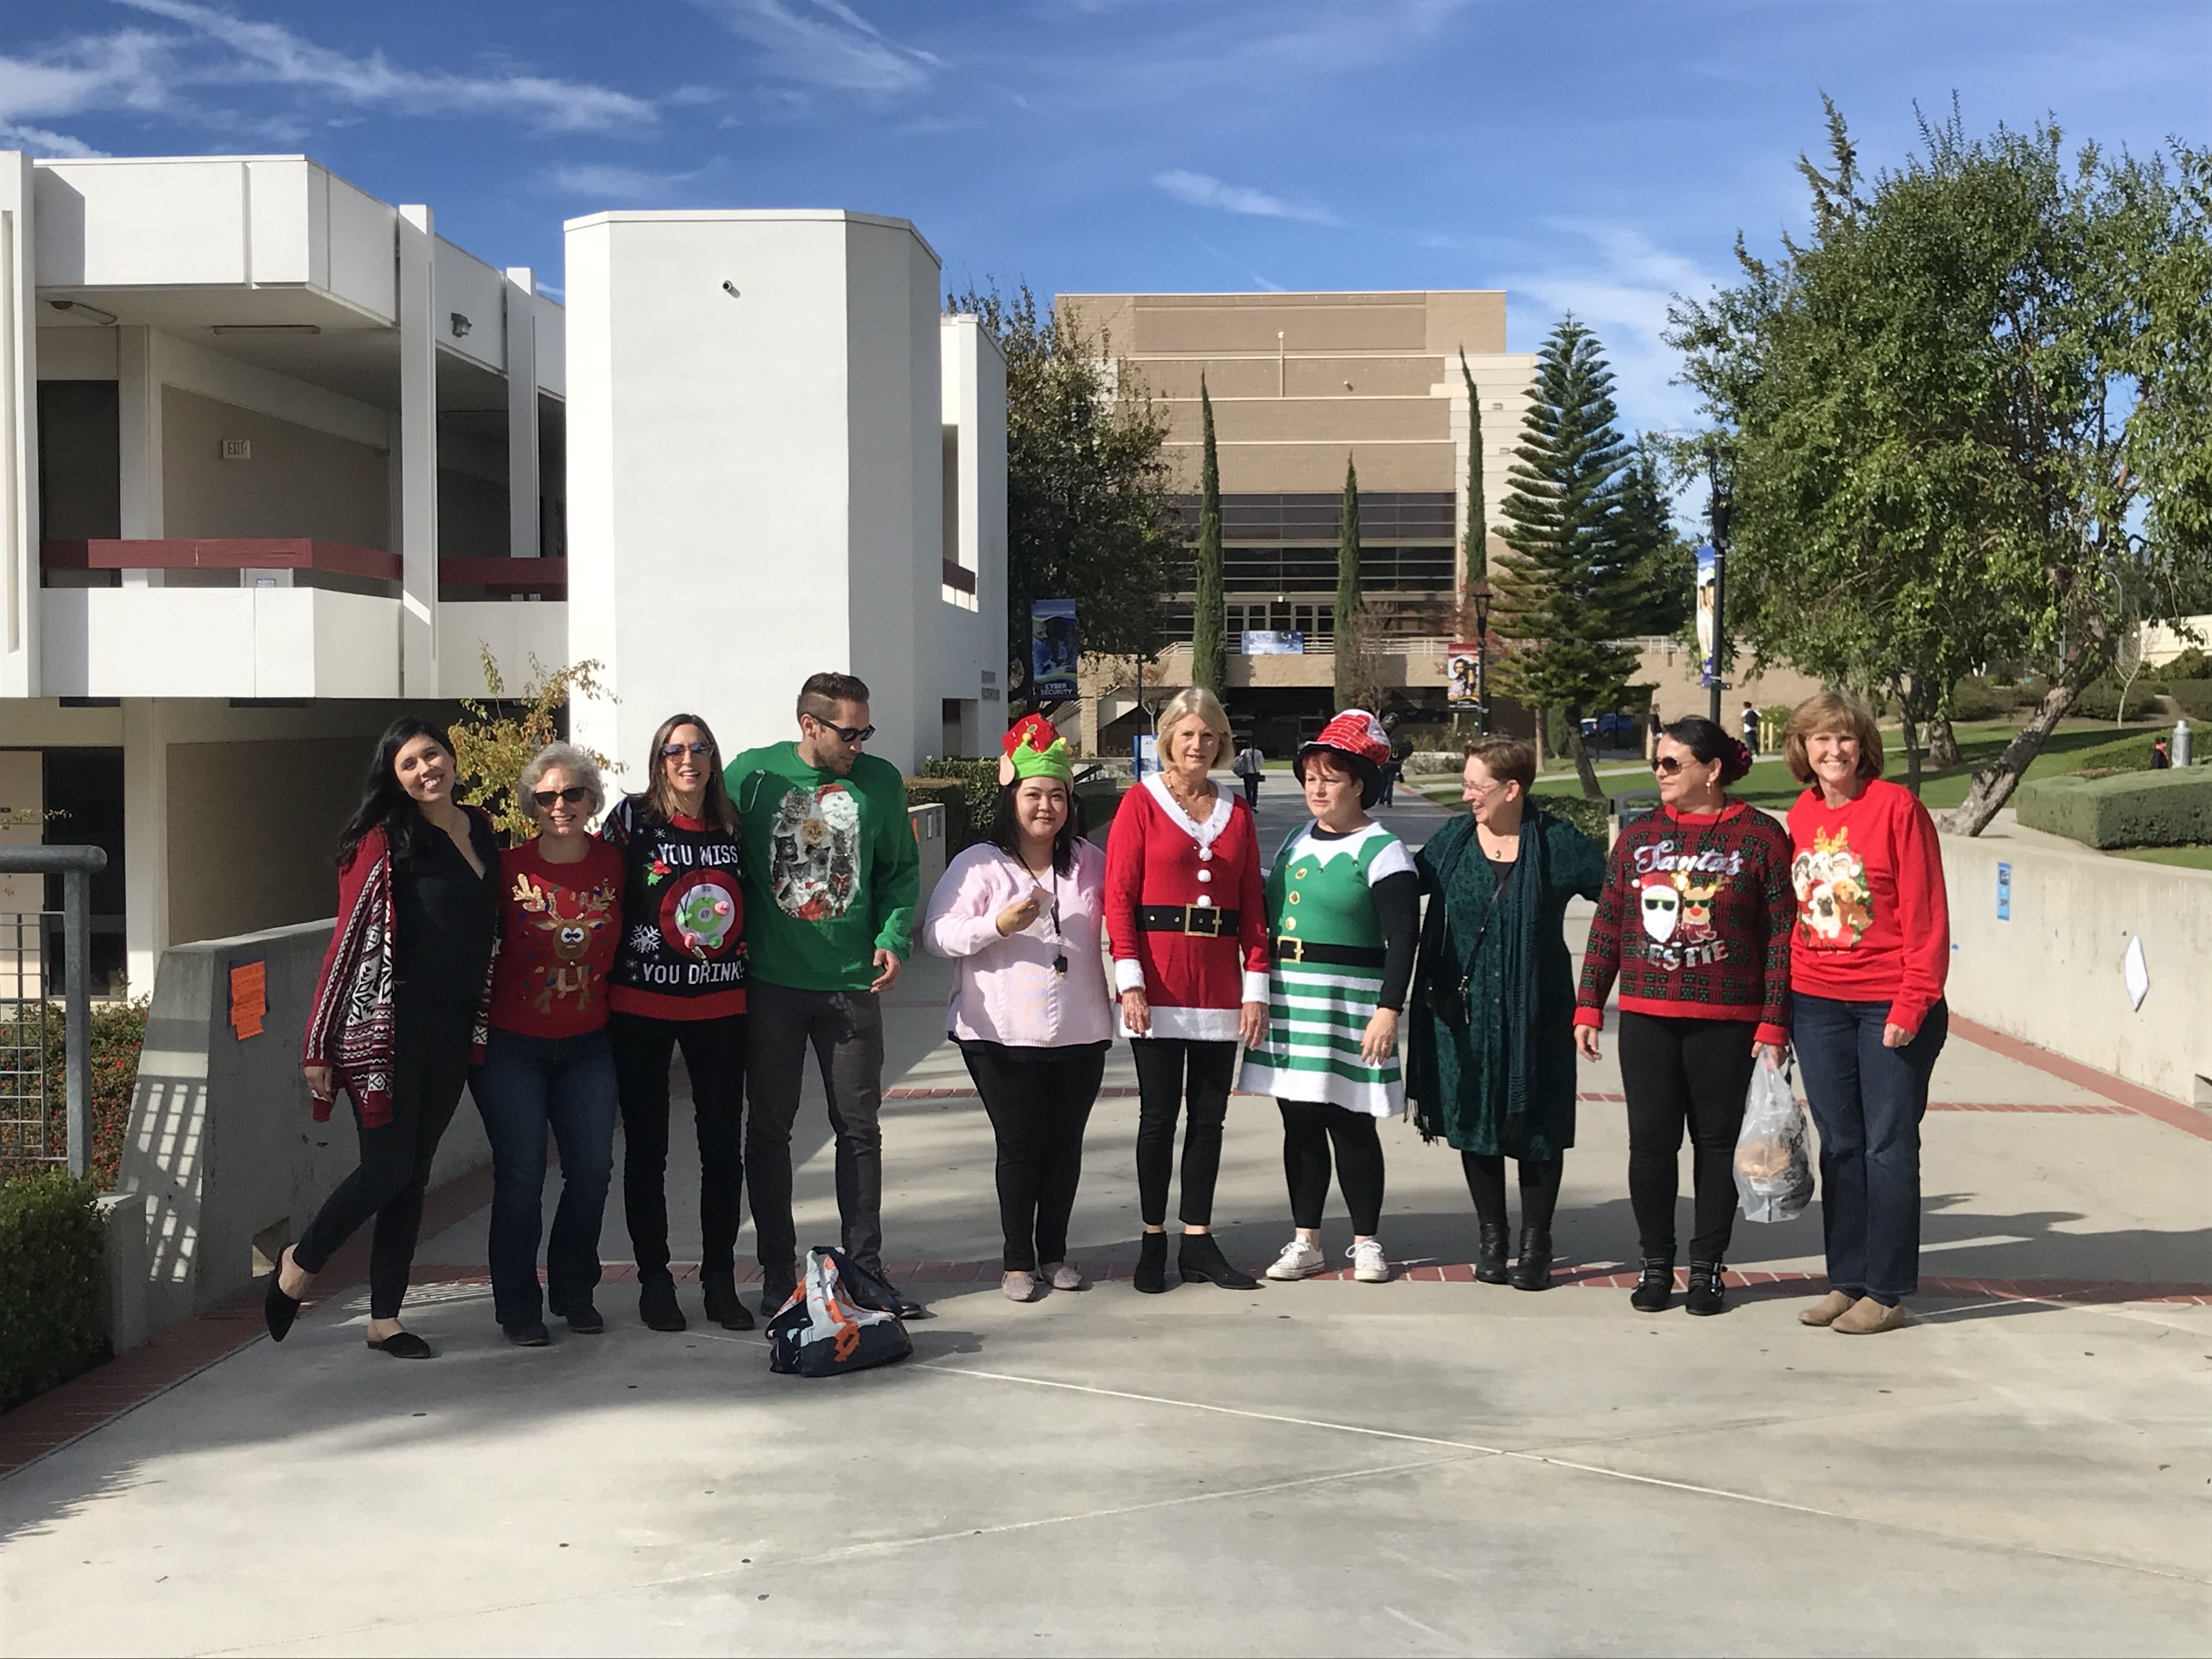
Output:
[639,1276,687,1332]
[1685,1260,1727,1317]
[1133,1232,1170,1295]
[701,1272,755,1332]
[1177,1232,1260,1290]
[1475,1221,1510,1285]
[1630,1256,1675,1313]
[1508,1227,1552,1291]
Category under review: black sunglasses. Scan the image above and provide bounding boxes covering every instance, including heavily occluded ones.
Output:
[661,741,714,759]
[532,785,592,808]
[809,717,875,743]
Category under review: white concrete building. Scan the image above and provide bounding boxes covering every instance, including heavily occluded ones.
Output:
[0,154,1006,991]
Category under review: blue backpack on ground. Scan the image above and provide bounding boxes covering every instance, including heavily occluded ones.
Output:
[766,1246,913,1377]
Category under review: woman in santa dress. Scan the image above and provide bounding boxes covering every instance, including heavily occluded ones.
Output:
[1104,687,1271,1294]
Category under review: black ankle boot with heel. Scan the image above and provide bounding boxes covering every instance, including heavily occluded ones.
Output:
[1133,1232,1169,1295]
[1685,1260,1728,1317]
[1177,1232,1260,1290]
[1475,1221,1510,1285]
[1508,1227,1553,1291]
[1630,1256,1675,1313]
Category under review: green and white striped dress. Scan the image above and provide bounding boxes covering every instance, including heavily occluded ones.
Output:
[1239,822,1415,1117]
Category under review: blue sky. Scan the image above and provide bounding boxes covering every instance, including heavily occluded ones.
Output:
[3,0,2206,443]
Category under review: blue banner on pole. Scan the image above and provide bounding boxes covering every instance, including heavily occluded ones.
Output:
[1694,545,1720,686]
[1031,600,1077,701]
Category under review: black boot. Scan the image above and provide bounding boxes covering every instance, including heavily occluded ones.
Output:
[1475,1221,1510,1285]
[1177,1232,1260,1290]
[1630,1256,1675,1313]
[1507,1227,1552,1292]
[701,1271,755,1332]
[1685,1260,1728,1317]
[758,1261,798,1319]
[638,1276,687,1332]
[1133,1232,1170,1295]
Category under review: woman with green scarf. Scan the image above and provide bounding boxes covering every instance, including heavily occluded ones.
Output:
[1408,736,1605,1290]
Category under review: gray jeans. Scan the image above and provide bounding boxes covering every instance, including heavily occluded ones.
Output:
[745,980,886,1273]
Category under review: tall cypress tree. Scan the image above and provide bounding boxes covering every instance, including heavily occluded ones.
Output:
[1189,376,1227,695]
[1333,455,1364,709]
[1493,317,1642,798]
[1459,348,1487,590]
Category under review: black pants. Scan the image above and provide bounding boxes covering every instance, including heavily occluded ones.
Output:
[1279,1099,1385,1235]
[960,1040,1106,1272]
[746,980,887,1273]
[1462,1152,1563,1235]
[610,1011,746,1282]
[1242,775,1261,809]
[1131,1037,1236,1228]
[1618,1009,1760,1263]
[293,999,476,1321]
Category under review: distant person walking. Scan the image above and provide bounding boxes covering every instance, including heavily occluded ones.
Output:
[1233,741,1267,810]
[475,743,623,1345]
[600,714,751,1335]
[1783,693,1951,1335]
[1242,712,1419,1286]
[270,718,501,1359]
[729,673,924,1319]
[1105,687,1271,1294]
[1575,716,1793,1317]
[2151,737,2172,770]
[923,716,1112,1303]
[1407,736,1605,1290]
[1741,701,1761,757]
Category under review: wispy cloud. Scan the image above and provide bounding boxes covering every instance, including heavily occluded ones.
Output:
[0,120,107,157]
[1153,169,1338,226]
[541,162,707,204]
[693,0,940,93]
[0,2,653,142]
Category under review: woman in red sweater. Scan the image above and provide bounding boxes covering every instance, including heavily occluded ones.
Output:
[1105,687,1270,1294]
[1783,694,1950,1335]
[474,743,624,1345]
[1576,716,1793,1317]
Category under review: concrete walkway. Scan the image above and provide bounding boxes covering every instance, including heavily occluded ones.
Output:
[5,789,2209,1655]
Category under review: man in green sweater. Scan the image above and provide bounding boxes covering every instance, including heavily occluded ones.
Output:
[727,672,923,1317]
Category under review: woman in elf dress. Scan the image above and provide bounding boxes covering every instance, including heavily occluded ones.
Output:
[1241,712,1421,1286]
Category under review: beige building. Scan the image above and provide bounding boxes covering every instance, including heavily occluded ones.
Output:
[1058,290,1536,754]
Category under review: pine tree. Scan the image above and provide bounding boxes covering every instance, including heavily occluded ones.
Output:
[1459,349,1487,590]
[1615,436,1692,637]
[1333,455,1364,709]
[1189,376,1227,695]
[1492,317,1644,798]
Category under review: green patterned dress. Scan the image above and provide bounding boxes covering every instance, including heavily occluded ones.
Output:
[1238,822,1415,1116]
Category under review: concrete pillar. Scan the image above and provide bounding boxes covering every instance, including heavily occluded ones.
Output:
[397,204,438,695]
[0,150,37,697]
[122,698,170,997]
[504,267,541,564]
[116,324,164,588]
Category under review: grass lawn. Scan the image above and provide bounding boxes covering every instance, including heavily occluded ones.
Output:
[2108,845,2212,871]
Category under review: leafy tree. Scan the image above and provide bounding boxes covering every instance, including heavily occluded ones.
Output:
[944,284,1179,712]
[1669,101,2212,827]
[1334,456,1366,709]
[1190,377,1227,695]
[1491,318,1645,798]
[1459,349,1487,590]
[450,648,617,840]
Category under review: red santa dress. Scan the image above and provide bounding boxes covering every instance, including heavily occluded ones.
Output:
[1103,773,1271,1042]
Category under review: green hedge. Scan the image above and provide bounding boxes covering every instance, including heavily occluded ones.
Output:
[1542,794,1609,849]
[2064,731,2159,775]
[0,1000,147,1189]
[2015,769,2212,849]
[1,1169,110,1410]
[917,758,1001,850]
[2164,681,2212,721]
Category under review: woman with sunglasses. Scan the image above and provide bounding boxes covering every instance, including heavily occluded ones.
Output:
[600,713,751,1334]
[1575,716,1792,1316]
[473,743,624,1344]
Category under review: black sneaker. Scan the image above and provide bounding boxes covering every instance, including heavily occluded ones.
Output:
[1685,1260,1728,1317]
[638,1278,687,1332]
[503,1320,551,1347]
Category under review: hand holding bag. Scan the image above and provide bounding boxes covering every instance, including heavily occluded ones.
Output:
[1734,1059,1814,1223]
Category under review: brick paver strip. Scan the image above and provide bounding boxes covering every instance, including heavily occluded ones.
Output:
[894,1085,2149,1119]
[1947,1013,2212,1141]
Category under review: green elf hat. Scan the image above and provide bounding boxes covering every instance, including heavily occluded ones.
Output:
[999,713,1074,787]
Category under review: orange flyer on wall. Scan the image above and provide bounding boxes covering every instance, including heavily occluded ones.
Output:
[229,960,267,1040]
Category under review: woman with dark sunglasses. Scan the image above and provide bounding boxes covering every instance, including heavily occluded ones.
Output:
[1573,715,1793,1317]
[599,713,752,1333]
[472,743,624,1344]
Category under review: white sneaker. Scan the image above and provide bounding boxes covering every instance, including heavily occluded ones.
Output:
[1265,1238,1327,1280]
[1350,1239,1391,1283]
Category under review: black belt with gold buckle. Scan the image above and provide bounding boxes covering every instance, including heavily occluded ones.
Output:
[1137,904,1239,938]
[1272,936,1387,968]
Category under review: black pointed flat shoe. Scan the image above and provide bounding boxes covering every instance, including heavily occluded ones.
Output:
[264,1269,301,1343]
[366,1330,434,1359]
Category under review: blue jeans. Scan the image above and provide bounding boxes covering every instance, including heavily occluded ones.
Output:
[473,1027,619,1326]
[1791,994,1948,1304]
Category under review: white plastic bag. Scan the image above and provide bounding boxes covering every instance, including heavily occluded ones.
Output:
[1734,1060,1813,1223]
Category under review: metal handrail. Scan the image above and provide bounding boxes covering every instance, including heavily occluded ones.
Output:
[0,845,109,1176]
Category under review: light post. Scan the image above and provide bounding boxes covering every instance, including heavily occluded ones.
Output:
[1706,442,1731,728]
[1472,581,1494,737]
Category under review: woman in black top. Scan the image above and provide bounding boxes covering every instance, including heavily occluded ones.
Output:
[271,718,500,1359]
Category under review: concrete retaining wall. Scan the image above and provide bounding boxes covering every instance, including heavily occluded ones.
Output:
[1940,824,2212,1107]
[104,919,492,1351]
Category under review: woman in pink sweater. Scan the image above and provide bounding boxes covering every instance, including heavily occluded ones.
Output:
[923,718,1114,1303]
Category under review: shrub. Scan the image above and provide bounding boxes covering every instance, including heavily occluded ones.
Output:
[0,1169,111,1410]
[2064,732,2158,775]
[918,757,1002,851]
[1542,794,1609,849]
[2072,675,2163,723]
[902,776,969,850]
[0,1000,147,1190]
[2016,769,2212,848]
[2163,646,2209,680]
[1948,676,2015,721]
[2163,681,2212,721]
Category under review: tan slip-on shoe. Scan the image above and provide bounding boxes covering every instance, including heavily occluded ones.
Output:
[1798,1290,1857,1327]
[1831,1296,1909,1334]
[1001,1271,1044,1304]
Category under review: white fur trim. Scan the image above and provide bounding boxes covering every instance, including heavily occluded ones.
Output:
[1143,772,1233,850]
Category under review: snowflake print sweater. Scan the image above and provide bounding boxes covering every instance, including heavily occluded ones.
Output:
[600,798,748,1019]
[1576,802,1794,1046]
[1785,779,1950,1037]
